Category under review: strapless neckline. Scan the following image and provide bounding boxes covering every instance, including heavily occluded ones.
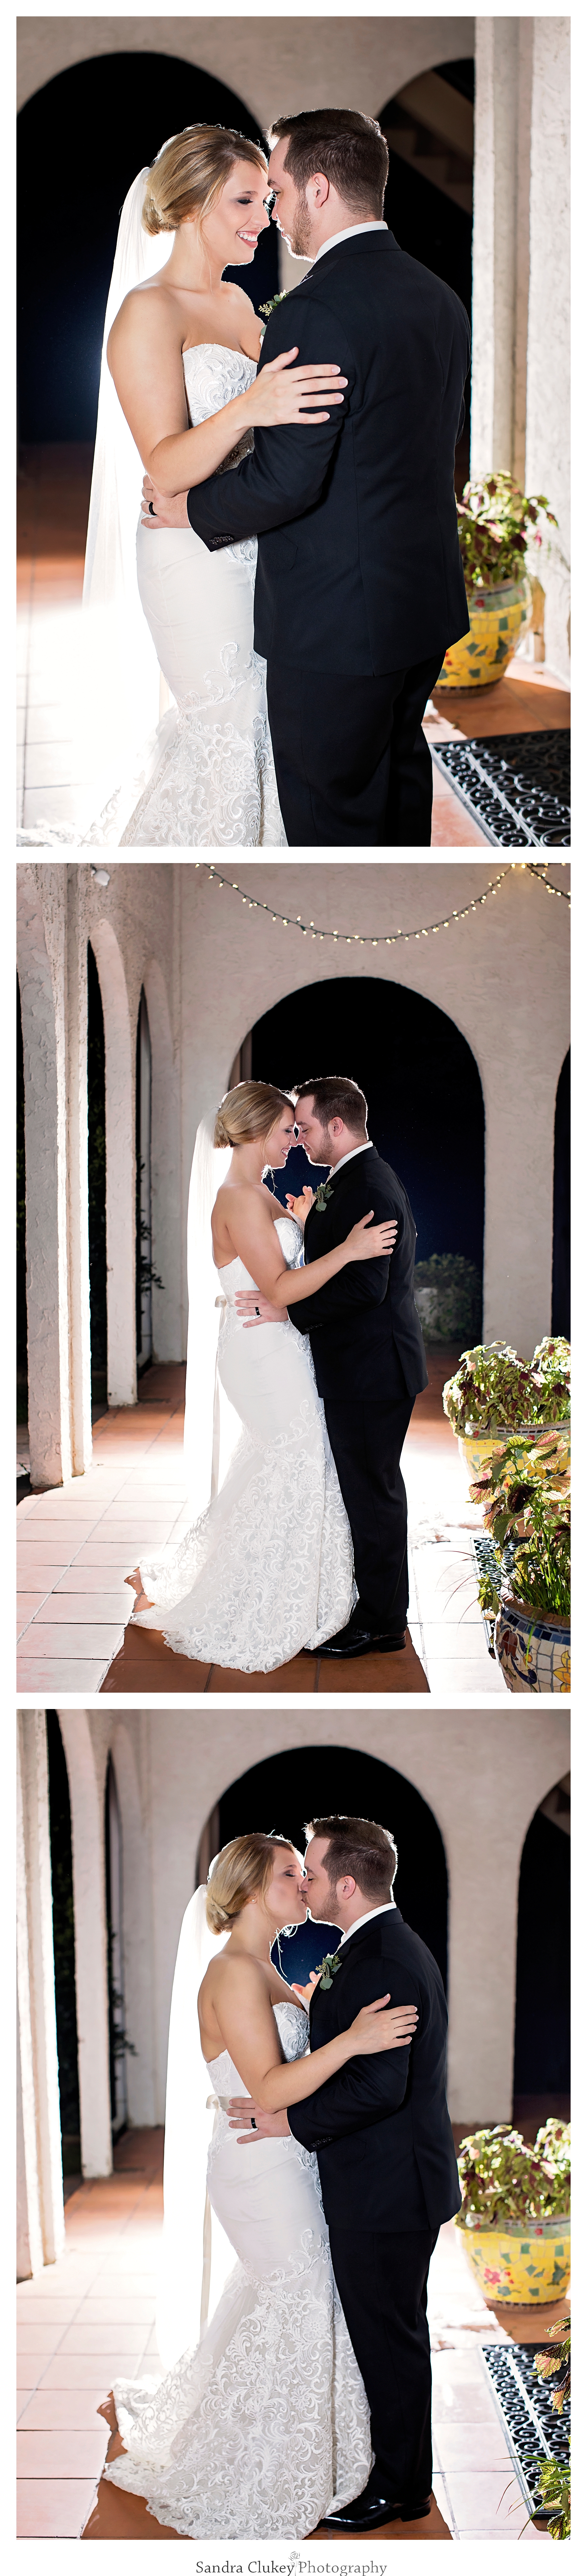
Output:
[181,339,256,362]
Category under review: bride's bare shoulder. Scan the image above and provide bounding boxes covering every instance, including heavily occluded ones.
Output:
[107,276,180,358]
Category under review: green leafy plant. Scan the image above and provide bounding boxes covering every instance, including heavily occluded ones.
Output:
[456,2121,570,2230]
[258,288,290,322]
[456,472,558,595]
[470,1434,570,1618]
[533,2317,570,2538]
[443,1340,570,1437]
[413,1254,482,1344]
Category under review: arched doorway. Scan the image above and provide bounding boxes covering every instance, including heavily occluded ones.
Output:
[105,1752,130,2139]
[135,986,153,1374]
[513,1774,570,2125]
[17,55,278,444]
[46,1713,81,2179]
[248,974,485,1284]
[16,977,27,1463]
[87,942,107,1410]
[380,59,474,490]
[197,1743,448,1996]
[552,1050,570,1337]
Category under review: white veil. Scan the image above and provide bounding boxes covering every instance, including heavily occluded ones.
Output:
[183,1109,241,1517]
[76,168,175,839]
[156,1886,235,2371]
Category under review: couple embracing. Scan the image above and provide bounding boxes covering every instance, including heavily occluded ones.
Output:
[127,1075,429,1670]
[103,1814,461,2537]
[91,106,469,846]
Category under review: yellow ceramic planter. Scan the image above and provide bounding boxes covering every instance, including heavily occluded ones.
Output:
[458,2219,570,2306]
[457,1423,571,1481]
[437,575,532,688]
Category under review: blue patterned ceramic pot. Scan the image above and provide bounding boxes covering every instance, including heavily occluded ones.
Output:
[495,1592,570,1694]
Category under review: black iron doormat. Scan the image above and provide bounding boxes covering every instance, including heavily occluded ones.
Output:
[481,2341,570,2525]
[432,730,570,845]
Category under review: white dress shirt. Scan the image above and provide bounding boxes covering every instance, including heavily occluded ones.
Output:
[313,222,388,266]
[339,1898,396,1948]
[329,1140,373,1177]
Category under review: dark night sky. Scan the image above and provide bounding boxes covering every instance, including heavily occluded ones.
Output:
[251,974,485,1276]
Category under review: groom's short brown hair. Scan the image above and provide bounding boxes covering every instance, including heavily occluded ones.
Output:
[295,1076,368,1133]
[306,1814,398,1901]
[269,109,389,219]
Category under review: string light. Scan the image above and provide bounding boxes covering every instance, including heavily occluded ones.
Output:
[194,861,569,945]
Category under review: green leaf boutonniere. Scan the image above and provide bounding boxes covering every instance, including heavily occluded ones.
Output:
[314,1180,335,1215]
[317,1950,342,1990]
[258,289,290,334]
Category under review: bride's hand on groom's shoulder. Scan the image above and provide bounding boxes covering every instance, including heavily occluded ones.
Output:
[141,474,190,530]
[348,1996,419,2054]
[285,1187,316,1226]
[250,347,348,429]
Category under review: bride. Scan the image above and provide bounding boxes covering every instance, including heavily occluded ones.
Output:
[102,1831,417,2538]
[84,121,345,846]
[126,1082,396,1671]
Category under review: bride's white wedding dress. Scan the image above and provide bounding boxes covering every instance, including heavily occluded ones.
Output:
[133,1214,356,1670]
[120,342,285,847]
[104,2002,372,2538]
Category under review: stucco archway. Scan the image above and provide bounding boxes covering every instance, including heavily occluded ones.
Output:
[90,919,135,1406]
[17,872,71,1487]
[141,958,181,1366]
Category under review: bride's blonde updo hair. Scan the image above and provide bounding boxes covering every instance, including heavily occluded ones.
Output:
[142,122,268,237]
[206,1833,295,1934]
[213,1080,294,1151]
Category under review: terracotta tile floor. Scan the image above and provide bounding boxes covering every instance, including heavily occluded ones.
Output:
[17,446,568,845]
[17,2129,549,2542]
[17,1353,507,1698]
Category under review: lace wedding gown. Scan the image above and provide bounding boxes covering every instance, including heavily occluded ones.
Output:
[104,2002,372,2538]
[120,342,285,845]
[133,1215,356,1670]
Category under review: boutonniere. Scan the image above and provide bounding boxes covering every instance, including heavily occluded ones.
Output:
[317,1951,342,1990]
[258,288,290,335]
[314,1180,335,1215]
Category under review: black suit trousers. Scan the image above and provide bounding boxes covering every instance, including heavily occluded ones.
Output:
[329,2226,437,2498]
[266,655,443,846]
[323,1392,414,1629]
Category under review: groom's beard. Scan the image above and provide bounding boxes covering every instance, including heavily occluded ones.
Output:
[281,200,315,260]
[307,1898,342,1926]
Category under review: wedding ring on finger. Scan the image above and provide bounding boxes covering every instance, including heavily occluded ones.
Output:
[251,2116,257,2129]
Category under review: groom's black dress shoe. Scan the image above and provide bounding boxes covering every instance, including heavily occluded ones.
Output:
[321,2489,432,2531]
[313,1617,406,1658]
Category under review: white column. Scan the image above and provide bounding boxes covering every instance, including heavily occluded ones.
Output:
[66,870,93,1473]
[58,1711,113,2178]
[525,18,571,679]
[90,920,136,1406]
[16,1713,65,2276]
[17,867,72,1488]
[471,17,534,490]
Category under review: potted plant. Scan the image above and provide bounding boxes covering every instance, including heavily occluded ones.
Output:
[437,472,558,689]
[442,1337,570,1480]
[470,1432,570,1691]
[456,2121,570,2310]
[413,1253,482,1345]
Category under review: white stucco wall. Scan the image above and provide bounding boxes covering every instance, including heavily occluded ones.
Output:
[17,1714,65,2275]
[61,1706,570,2145]
[17,16,475,121]
[177,860,569,1360]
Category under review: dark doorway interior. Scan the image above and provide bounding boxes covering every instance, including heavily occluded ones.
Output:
[87,943,107,1406]
[552,1050,570,1337]
[216,1744,448,1994]
[17,977,27,1423]
[250,974,485,1276]
[18,53,278,443]
[135,987,153,1374]
[380,60,474,488]
[104,1753,130,2138]
[513,1798,570,2116]
[46,1714,81,2176]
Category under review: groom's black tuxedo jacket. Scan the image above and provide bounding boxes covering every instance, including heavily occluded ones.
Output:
[186,229,470,674]
[288,1909,461,2235]
[287,1145,428,1404]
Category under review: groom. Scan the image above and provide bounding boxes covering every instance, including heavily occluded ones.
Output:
[236,1074,427,1657]
[229,1812,461,2528]
[143,106,470,845]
